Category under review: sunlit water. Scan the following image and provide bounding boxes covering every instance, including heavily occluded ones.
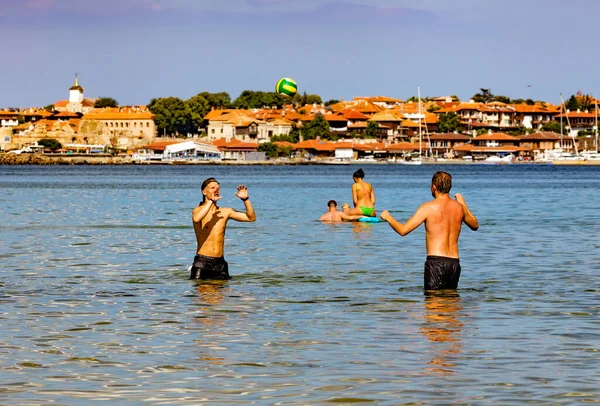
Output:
[0,164,598,405]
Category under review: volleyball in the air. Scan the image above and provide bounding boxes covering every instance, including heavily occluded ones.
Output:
[276,78,297,97]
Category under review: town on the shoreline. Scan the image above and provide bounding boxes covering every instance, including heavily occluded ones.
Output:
[1,76,599,164]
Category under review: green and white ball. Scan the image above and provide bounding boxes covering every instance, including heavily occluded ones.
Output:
[276,78,297,97]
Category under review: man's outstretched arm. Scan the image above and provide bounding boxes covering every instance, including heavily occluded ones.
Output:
[340,213,364,222]
[380,205,427,236]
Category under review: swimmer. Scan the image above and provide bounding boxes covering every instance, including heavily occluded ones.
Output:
[190,178,256,280]
[346,168,376,217]
[380,171,478,290]
[319,200,365,222]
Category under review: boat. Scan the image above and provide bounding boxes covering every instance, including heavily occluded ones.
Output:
[483,154,515,164]
[552,96,600,165]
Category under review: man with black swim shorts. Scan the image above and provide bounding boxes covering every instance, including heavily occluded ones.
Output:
[190,178,256,280]
[380,171,478,290]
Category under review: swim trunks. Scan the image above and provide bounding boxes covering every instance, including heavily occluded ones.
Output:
[424,256,461,290]
[189,254,230,280]
[360,206,375,216]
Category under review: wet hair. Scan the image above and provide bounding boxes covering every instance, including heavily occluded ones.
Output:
[327,200,337,207]
[432,171,452,194]
[201,177,219,203]
[201,177,219,191]
[353,168,365,179]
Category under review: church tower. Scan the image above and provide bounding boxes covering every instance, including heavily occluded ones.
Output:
[69,74,84,103]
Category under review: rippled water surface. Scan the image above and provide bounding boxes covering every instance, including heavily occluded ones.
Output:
[1,164,599,405]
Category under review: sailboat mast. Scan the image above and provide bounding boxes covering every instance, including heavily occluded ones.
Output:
[559,93,563,150]
[418,87,422,157]
[594,97,598,154]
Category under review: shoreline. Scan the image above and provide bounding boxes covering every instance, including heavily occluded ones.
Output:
[2,153,598,166]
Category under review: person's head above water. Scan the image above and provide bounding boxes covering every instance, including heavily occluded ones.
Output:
[341,202,351,212]
[327,200,338,209]
[353,168,365,181]
[431,171,452,196]
[201,177,220,203]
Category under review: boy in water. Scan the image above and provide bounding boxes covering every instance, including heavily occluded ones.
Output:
[319,200,365,222]
[190,178,256,280]
[380,171,478,290]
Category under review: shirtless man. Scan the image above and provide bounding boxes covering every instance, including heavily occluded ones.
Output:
[380,171,478,290]
[346,168,376,217]
[190,177,256,280]
[319,200,365,222]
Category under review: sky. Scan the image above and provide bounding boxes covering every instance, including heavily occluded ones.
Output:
[1,0,599,108]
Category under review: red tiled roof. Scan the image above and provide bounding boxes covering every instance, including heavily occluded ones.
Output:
[386,142,419,152]
[142,140,184,151]
[293,139,334,151]
[472,132,519,141]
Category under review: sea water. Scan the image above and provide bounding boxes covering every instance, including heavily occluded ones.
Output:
[0,164,598,404]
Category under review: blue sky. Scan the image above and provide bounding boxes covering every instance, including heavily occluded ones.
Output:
[1,0,598,107]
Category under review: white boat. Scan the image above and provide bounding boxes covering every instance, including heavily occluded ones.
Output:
[483,154,515,164]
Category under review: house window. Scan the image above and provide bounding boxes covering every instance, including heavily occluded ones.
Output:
[146,122,149,128]
[441,141,448,147]
[4,136,10,142]
[221,129,223,133]
[211,129,215,134]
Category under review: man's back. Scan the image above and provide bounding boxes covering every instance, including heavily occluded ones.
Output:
[423,196,465,258]
[319,211,343,222]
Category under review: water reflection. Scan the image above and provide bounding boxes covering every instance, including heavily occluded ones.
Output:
[351,222,375,237]
[192,280,230,365]
[420,291,463,376]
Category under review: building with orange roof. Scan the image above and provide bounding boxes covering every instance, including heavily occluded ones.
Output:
[206,110,293,143]
[427,133,471,158]
[452,131,528,159]
[369,110,405,137]
[0,110,20,127]
[353,96,404,109]
[555,109,598,136]
[347,121,390,138]
[211,138,260,160]
[511,104,558,129]
[79,107,156,149]
[54,75,97,114]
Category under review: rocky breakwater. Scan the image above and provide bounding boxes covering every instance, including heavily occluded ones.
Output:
[0,153,134,165]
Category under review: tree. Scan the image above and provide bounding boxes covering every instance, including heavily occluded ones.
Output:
[257,142,278,158]
[493,95,511,104]
[232,90,287,109]
[324,99,339,107]
[541,121,562,134]
[43,104,55,112]
[148,97,190,136]
[437,112,463,133]
[508,126,528,136]
[185,94,210,133]
[196,92,231,109]
[365,120,380,139]
[38,138,62,151]
[472,88,494,103]
[305,94,322,105]
[302,114,330,140]
[565,95,579,111]
[94,97,119,108]
[579,94,593,111]
[287,124,302,143]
